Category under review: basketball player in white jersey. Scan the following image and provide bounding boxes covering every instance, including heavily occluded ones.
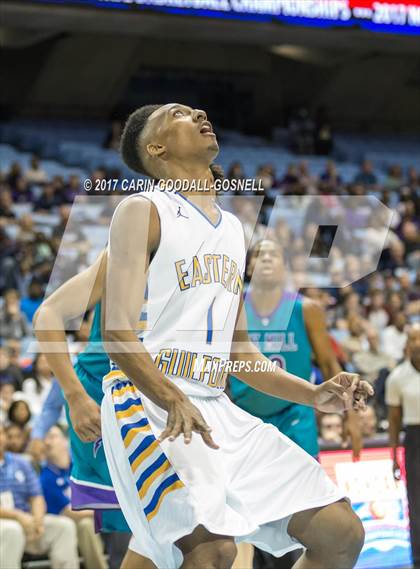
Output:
[100,104,373,569]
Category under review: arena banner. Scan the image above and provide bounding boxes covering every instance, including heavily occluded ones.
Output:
[28,0,420,34]
[319,447,413,569]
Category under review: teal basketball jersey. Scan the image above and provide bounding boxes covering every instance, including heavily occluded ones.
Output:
[230,291,313,417]
[230,291,319,456]
[76,302,109,379]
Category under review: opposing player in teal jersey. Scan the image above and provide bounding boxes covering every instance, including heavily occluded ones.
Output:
[230,239,362,458]
[34,251,153,568]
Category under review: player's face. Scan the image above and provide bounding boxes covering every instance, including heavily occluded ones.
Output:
[248,241,285,287]
[147,103,219,165]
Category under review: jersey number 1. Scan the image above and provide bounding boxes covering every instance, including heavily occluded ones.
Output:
[206,298,216,345]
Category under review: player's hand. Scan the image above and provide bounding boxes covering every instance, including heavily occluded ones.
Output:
[67,391,102,442]
[28,439,46,462]
[315,372,374,414]
[159,396,219,450]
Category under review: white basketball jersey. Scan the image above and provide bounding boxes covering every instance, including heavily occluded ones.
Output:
[106,189,246,397]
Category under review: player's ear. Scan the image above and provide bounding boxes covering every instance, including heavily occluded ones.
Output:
[146,143,166,158]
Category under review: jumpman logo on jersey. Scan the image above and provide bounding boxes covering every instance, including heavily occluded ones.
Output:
[177,206,189,219]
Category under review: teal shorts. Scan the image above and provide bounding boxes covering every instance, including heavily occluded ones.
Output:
[263,404,319,458]
[66,364,130,532]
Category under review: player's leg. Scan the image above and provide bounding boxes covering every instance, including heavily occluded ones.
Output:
[177,525,237,569]
[287,499,364,569]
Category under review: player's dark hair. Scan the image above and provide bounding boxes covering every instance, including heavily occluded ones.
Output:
[121,105,225,181]
[120,105,163,176]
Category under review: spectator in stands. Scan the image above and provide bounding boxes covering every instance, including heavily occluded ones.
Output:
[22,354,54,418]
[0,227,21,293]
[367,289,389,331]
[387,291,404,319]
[63,174,81,203]
[20,277,44,325]
[90,168,106,186]
[0,345,24,390]
[0,424,80,569]
[0,379,16,424]
[407,166,419,191]
[227,161,246,181]
[358,405,379,440]
[41,426,108,569]
[52,204,75,239]
[255,164,275,195]
[297,160,317,193]
[353,328,395,385]
[334,290,364,326]
[236,198,270,248]
[318,413,344,445]
[279,163,300,195]
[5,423,28,454]
[382,312,408,362]
[12,177,32,204]
[5,161,23,190]
[25,155,48,186]
[50,175,67,206]
[386,325,420,569]
[8,399,32,430]
[341,314,368,364]
[354,159,377,187]
[400,220,420,266]
[0,187,16,220]
[385,164,404,190]
[0,288,29,341]
[386,239,407,273]
[320,160,343,191]
[17,213,36,244]
[34,183,59,212]
[273,218,292,250]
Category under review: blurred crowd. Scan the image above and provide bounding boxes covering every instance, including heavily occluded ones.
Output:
[0,144,419,567]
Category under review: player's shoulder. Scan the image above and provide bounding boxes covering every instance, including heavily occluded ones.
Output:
[302,296,323,317]
[112,192,159,224]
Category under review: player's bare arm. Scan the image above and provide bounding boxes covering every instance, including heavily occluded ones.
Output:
[103,195,218,448]
[303,298,364,458]
[33,250,107,442]
[231,297,374,414]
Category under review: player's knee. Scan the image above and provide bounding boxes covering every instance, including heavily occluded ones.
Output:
[214,540,238,569]
[345,513,365,559]
[329,507,365,565]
